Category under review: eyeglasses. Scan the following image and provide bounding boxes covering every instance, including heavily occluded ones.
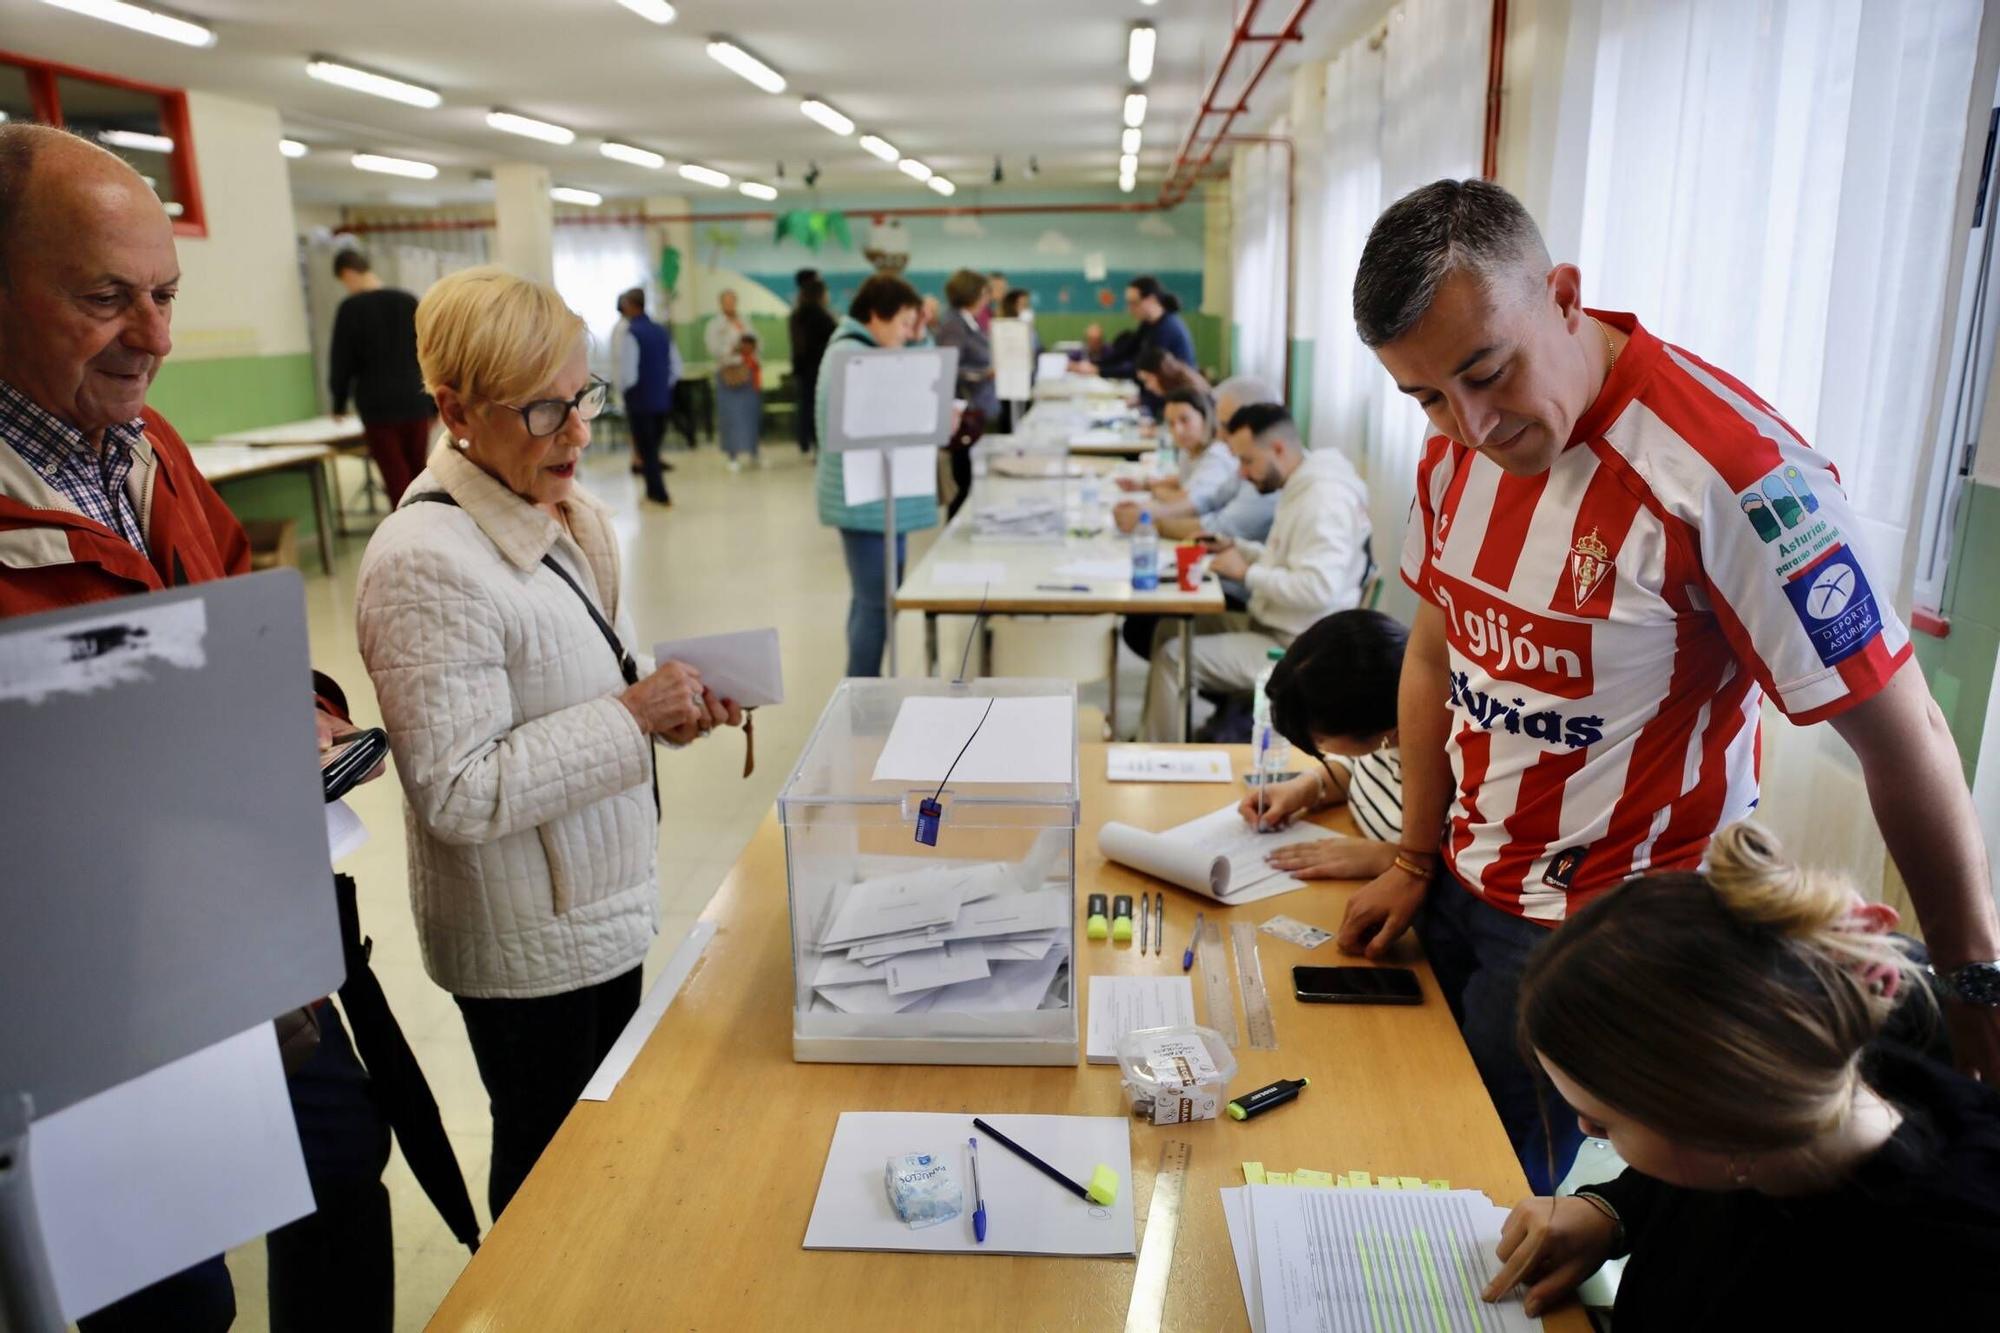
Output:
[493,377,609,437]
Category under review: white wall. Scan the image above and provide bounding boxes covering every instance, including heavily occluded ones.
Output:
[171,90,311,363]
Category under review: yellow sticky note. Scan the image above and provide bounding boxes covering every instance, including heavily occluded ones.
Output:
[1294,1169,1336,1187]
[1398,1177,1424,1190]
[1344,1171,1372,1188]
[1375,1175,1402,1190]
[1267,1171,1293,1185]
[1426,1179,1451,1191]
[1242,1162,1267,1185]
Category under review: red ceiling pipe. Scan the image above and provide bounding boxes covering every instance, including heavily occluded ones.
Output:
[338,197,1175,234]
[1482,0,1509,178]
[1159,0,1313,208]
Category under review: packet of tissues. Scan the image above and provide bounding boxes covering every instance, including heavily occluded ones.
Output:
[885,1151,964,1229]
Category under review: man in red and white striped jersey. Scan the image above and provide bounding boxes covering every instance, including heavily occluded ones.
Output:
[1344,179,2000,1190]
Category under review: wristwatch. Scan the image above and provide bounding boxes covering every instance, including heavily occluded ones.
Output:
[1933,960,2000,1006]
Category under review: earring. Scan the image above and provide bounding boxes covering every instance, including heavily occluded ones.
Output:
[456,437,471,449]
[1726,1154,1755,1187]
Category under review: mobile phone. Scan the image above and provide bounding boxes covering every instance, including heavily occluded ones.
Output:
[322,727,388,804]
[1292,966,1423,1006]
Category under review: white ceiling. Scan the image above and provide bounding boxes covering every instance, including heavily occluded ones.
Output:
[0,0,1354,208]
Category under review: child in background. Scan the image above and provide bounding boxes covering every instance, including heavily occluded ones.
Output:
[1235,608,1408,880]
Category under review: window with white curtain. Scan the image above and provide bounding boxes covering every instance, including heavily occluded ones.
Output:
[1556,0,1985,885]
[1230,136,1290,390]
[552,224,657,381]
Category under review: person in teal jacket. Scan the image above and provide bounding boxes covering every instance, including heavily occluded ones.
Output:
[814,273,937,676]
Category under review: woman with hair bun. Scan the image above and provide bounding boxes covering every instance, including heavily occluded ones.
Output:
[1482,821,2000,1326]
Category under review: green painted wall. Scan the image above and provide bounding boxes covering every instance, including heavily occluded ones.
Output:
[1915,479,2000,782]
[152,351,329,547]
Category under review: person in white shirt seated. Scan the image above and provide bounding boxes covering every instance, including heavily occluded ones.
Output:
[1140,403,1373,741]
[1115,388,1232,509]
[1236,609,1408,880]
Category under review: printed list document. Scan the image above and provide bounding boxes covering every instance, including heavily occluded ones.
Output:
[1097,804,1333,904]
[842,444,938,507]
[871,694,1073,786]
[1220,1184,1541,1333]
[840,349,948,439]
[1085,975,1196,1063]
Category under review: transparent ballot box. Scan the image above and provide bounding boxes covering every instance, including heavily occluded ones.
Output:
[778,678,1080,1065]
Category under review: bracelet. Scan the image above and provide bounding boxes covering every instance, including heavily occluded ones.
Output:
[1576,1184,1624,1248]
[1392,854,1436,880]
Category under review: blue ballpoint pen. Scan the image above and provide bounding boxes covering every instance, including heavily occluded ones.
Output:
[1035,583,1092,592]
[1182,911,1205,971]
[969,1136,987,1242]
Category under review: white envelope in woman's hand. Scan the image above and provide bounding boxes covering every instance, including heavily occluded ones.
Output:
[652,628,784,708]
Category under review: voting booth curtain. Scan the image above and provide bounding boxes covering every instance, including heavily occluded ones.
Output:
[1555,0,1986,890]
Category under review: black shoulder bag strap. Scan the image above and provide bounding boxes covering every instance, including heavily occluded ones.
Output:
[407,491,658,818]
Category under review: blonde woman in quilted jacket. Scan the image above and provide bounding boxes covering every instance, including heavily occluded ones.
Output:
[355,266,741,1219]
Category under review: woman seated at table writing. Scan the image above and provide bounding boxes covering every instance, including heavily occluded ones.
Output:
[1234,609,1408,880]
[1484,821,2000,1325]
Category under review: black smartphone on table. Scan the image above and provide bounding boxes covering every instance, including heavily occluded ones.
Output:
[1293,965,1423,1005]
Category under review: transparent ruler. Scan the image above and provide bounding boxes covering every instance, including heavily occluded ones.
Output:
[1230,920,1278,1050]
[1124,1140,1193,1333]
[1197,918,1241,1048]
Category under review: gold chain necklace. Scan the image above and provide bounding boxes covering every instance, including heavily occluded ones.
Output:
[1596,317,1619,368]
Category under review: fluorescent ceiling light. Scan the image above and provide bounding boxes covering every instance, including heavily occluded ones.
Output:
[897,158,933,182]
[1128,24,1157,83]
[40,0,214,48]
[1119,175,1137,193]
[800,98,854,136]
[551,186,603,206]
[705,39,785,94]
[1124,91,1148,128]
[678,162,730,188]
[926,176,955,197]
[98,129,175,153]
[1119,152,1139,175]
[1121,127,1142,155]
[600,141,665,169]
[858,134,899,162]
[307,58,442,109]
[279,138,309,159]
[486,110,575,145]
[352,152,438,180]
[615,0,677,22]
[739,181,778,201]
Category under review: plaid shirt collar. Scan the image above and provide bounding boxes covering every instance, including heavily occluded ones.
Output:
[0,377,149,548]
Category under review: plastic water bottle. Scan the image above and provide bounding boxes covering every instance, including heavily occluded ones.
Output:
[1078,473,1104,529]
[1131,512,1160,590]
[1154,429,1179,481]
[1253,646,1292,776]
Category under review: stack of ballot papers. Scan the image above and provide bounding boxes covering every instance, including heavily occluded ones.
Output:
[969,495,1065,541]
[1098,803,1334,904]
[804,860,1072,1015]
[1221,1183,1542,1332]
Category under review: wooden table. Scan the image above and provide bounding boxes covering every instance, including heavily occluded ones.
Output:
[428,745,1584,1332]
[213,415,378,534]
[896,478,1223,740]
[1067,431,1156,459]
[190,443,336,575]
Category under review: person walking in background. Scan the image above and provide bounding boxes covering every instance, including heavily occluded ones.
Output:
[705,289,761,471]
[788,275,836,455]
[934,268,997,518]
[814,274,937,676]
[616,287,677,506]
[329,249,435,506]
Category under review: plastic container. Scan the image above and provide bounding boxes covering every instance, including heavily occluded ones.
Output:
[1116,1024,1238,1124]
[1251,646,1291,776]
[778,678,1080,1066]
[1130,512,1160,590]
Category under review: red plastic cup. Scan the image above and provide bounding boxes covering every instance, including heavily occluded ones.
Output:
[1175,544,1204,592]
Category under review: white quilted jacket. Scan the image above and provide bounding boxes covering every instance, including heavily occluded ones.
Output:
[356,444,659,998]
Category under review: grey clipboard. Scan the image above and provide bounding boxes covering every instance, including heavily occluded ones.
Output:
[823,344,960,452]
[0,569,346,1116]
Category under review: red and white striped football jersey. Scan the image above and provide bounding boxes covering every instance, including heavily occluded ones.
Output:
[1401,311,1910,923]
